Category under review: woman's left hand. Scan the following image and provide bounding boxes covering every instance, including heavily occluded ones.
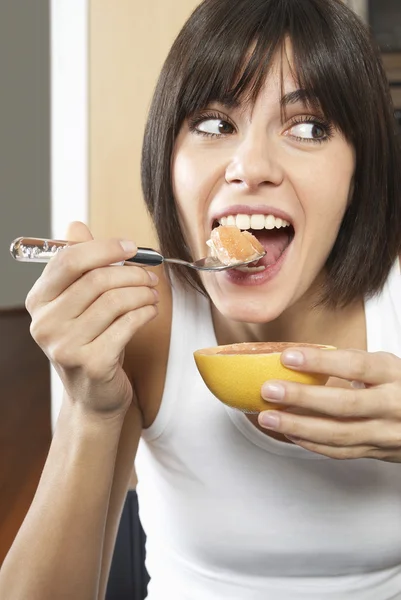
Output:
[259,348,401,462]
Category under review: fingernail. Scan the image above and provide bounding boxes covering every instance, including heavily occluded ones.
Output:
[282,350,304,367]
[259,411,280,429]
[261,383,285,401]
[152,288,159,301]
[148,271,159,284]
[120,240,136,254]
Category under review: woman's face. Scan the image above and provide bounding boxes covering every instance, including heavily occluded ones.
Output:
[172,50,355,323]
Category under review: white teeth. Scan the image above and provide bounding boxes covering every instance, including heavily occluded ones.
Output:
[250,214,265,230]
[235,214,251,229]
[217,213,291,231]
[265,215,276,230]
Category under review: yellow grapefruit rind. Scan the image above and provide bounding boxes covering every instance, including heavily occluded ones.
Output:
[193,344,335,413]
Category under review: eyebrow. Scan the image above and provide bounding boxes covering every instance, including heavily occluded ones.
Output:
[212,95,241,110]
[280,89,319,109]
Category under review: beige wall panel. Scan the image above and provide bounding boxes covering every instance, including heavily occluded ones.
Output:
[89,0,201,243]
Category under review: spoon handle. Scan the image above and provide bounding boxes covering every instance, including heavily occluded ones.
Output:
[125,247,164,266]
[9,237,165,266]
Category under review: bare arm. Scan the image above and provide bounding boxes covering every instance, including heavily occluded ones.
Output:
[96,401,144,600]
[0,396,141,600]
[0,222,159,600]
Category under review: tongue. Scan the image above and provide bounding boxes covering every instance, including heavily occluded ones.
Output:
[251,229,291,265]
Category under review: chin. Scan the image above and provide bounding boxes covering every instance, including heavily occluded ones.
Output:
[210,291,291,325]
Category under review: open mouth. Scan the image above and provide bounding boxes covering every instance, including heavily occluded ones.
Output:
[211,213,295,273]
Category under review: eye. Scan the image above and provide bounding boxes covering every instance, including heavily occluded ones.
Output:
[285,118,331,143]
[188,112,236,138]
[290,122,325,139]
[196,118,234,136]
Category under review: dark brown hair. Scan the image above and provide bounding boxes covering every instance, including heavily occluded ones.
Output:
[141,0,401,307]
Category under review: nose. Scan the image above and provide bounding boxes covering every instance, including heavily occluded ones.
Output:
[225,132,284,191]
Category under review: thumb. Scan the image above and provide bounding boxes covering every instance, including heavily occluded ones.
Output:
[64,221,94,243]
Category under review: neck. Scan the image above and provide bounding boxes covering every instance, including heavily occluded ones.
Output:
[212,293,367,352]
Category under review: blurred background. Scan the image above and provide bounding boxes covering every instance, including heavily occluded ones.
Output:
[0,1,50,309]
[0,0,51,566]
[0,0,400,568]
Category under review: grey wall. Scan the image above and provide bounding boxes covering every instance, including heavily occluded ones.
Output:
[0,1,51,309]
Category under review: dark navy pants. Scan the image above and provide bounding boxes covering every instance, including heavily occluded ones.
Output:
[106,490,149,600]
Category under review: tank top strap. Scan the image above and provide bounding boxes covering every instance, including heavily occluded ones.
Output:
[387,258,401,329]
[365,259,401,356]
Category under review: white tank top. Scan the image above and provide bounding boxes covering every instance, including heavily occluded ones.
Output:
[135,260,401,600]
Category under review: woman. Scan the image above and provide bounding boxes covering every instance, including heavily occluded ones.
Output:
[1,0,401,598]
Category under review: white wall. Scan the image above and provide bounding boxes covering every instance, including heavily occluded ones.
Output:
[0,1,51,308]
[50,0,88,239]
[50,0,89,430]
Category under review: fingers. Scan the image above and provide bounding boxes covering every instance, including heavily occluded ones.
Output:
[26,222,160,370]
[288,435,401,461]
[284,439,374,460]
[280,347,400,386]
[258,349,401,459]
[29,265,159,349]
[47,264,158,320]
[50,303,159,379]
[25,222,161,416]
[85,304,159,373]
[258,409,363,446]
[261,380,400,420]
[65,221,94,243]
[26,237,139,308]
[257,409,399,450]
[76,285,159,343]
[50,301,159,378]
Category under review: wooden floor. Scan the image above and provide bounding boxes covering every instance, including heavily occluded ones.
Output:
[0,308,51,564]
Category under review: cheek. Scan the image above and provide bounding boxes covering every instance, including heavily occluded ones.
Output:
[173,152,195,200]
[296,152,355,225]
[171,152,199,245]
[173,151,209,217]
[172,148,218,254]
[172,145,226,234]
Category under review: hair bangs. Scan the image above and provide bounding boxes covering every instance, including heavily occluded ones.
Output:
[176,0,364,143]
[284,8,360,143]
[176,0,288,121]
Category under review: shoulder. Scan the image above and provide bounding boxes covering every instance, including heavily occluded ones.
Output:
[124,265,173,428]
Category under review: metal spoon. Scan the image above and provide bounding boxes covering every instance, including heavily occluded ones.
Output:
[10,237,265,272]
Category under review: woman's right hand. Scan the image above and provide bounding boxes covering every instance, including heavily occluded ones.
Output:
[25,221,159,418]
